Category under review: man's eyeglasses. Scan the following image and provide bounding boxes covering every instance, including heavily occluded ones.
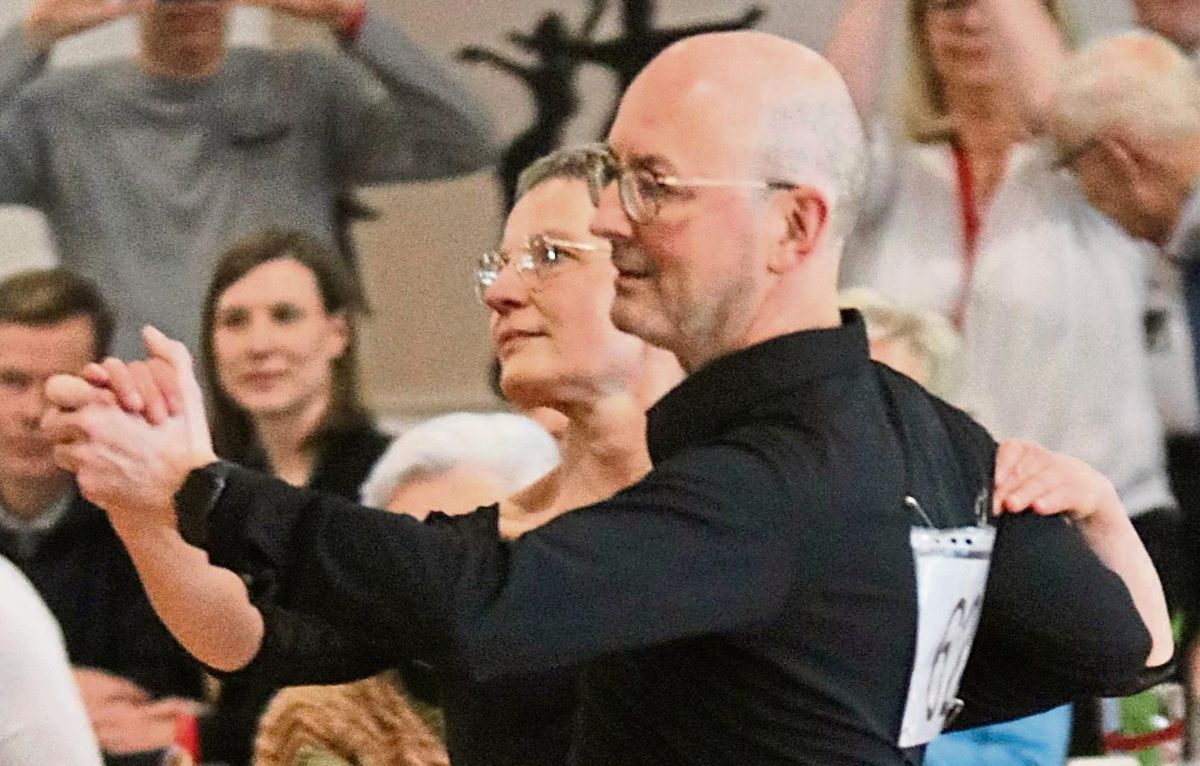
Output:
[475,234,610,302]
[585,149,798,224]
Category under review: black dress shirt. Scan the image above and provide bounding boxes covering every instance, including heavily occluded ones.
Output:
[196,313,1157,765]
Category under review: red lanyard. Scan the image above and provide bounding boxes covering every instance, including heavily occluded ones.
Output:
[950,143,981,331]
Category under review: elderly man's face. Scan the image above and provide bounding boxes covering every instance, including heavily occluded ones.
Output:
[1133,0,1200,52]
[0,318,95,491]
[589,72,768,370]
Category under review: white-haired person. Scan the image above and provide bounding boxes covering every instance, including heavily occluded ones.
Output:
[1040,28,1200,736]
[839,288,961,399]
[360,412,559,519]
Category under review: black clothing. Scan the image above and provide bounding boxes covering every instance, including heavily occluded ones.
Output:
[198,422,391,766]
[0,493,202,699]
[195,314,1158,765]
[222,507,577,766]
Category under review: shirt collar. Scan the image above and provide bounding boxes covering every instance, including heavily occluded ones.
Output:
[0,487,75,534]
[646,310,871,464]
[1166,174,1200,259]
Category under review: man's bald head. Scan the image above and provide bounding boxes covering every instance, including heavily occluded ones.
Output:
[592,32,867,371]
[617,31,867,244]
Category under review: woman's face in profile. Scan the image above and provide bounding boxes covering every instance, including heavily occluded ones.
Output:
[212,257,348,422]
[484,178,645,411]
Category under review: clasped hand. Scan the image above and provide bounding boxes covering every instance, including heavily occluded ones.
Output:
[41,326,216,537]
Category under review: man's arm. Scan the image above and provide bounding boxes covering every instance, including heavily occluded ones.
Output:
[254,0,496,183]
[327,8,497,182]
[196,440,801,678]
[950,440,1173,729]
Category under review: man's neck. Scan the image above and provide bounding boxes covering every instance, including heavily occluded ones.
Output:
[0,474,72,523]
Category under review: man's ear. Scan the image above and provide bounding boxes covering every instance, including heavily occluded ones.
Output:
[768,185,829,274]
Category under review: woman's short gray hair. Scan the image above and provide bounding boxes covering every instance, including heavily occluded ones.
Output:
[360,412,560,508]
[515,143,610,201]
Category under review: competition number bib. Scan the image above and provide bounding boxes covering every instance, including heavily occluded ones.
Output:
[897,523,995,748]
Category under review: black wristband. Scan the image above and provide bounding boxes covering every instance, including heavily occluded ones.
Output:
[173,461,231,547]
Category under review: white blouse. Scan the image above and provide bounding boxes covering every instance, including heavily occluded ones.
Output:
[842,127,1175,517]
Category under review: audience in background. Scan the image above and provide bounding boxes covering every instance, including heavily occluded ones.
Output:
[258,410,559,765]
[40,28,1176,761]
[0,269,202,761]
[1048,30,1200,742]
[0,0,495,356]
[0,556,103,766]
[830,0,1179,757]
[189,228,391,765]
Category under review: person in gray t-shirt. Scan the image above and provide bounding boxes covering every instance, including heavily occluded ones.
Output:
[1,0,497,357]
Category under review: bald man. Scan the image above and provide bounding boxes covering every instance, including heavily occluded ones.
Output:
[47,33,1170,765]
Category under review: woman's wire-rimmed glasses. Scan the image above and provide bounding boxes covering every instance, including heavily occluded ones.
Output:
[585,147,798,224]
[475,233,610,302]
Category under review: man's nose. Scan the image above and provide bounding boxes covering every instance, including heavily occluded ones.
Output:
[590,180,633,242]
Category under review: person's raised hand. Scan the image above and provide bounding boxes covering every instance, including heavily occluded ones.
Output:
[24,0,153,53]
[991,438,1121,524]
[238,0,363,35]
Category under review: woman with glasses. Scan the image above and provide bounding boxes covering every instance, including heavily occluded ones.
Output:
[828,0,1177,762]
[95,145,683,766]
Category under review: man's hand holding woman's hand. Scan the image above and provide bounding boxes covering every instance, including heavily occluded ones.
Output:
[40,326,217,538]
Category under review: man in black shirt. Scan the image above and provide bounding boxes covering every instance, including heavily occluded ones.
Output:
[47,31,1171,765]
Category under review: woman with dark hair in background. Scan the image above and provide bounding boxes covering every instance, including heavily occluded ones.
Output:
[201,228,388,496]
[191,229,391,765]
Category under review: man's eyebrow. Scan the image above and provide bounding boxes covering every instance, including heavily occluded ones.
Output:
[610,144,673,173]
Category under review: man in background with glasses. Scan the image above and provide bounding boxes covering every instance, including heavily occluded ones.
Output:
[46,30,1173,765]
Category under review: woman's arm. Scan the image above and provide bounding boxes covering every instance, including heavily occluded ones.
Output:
[824,0,901,119]
[977,0,1069,130]
[118,524,264,673]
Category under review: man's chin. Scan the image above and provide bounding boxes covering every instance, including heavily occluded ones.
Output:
[611,297,668,348]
